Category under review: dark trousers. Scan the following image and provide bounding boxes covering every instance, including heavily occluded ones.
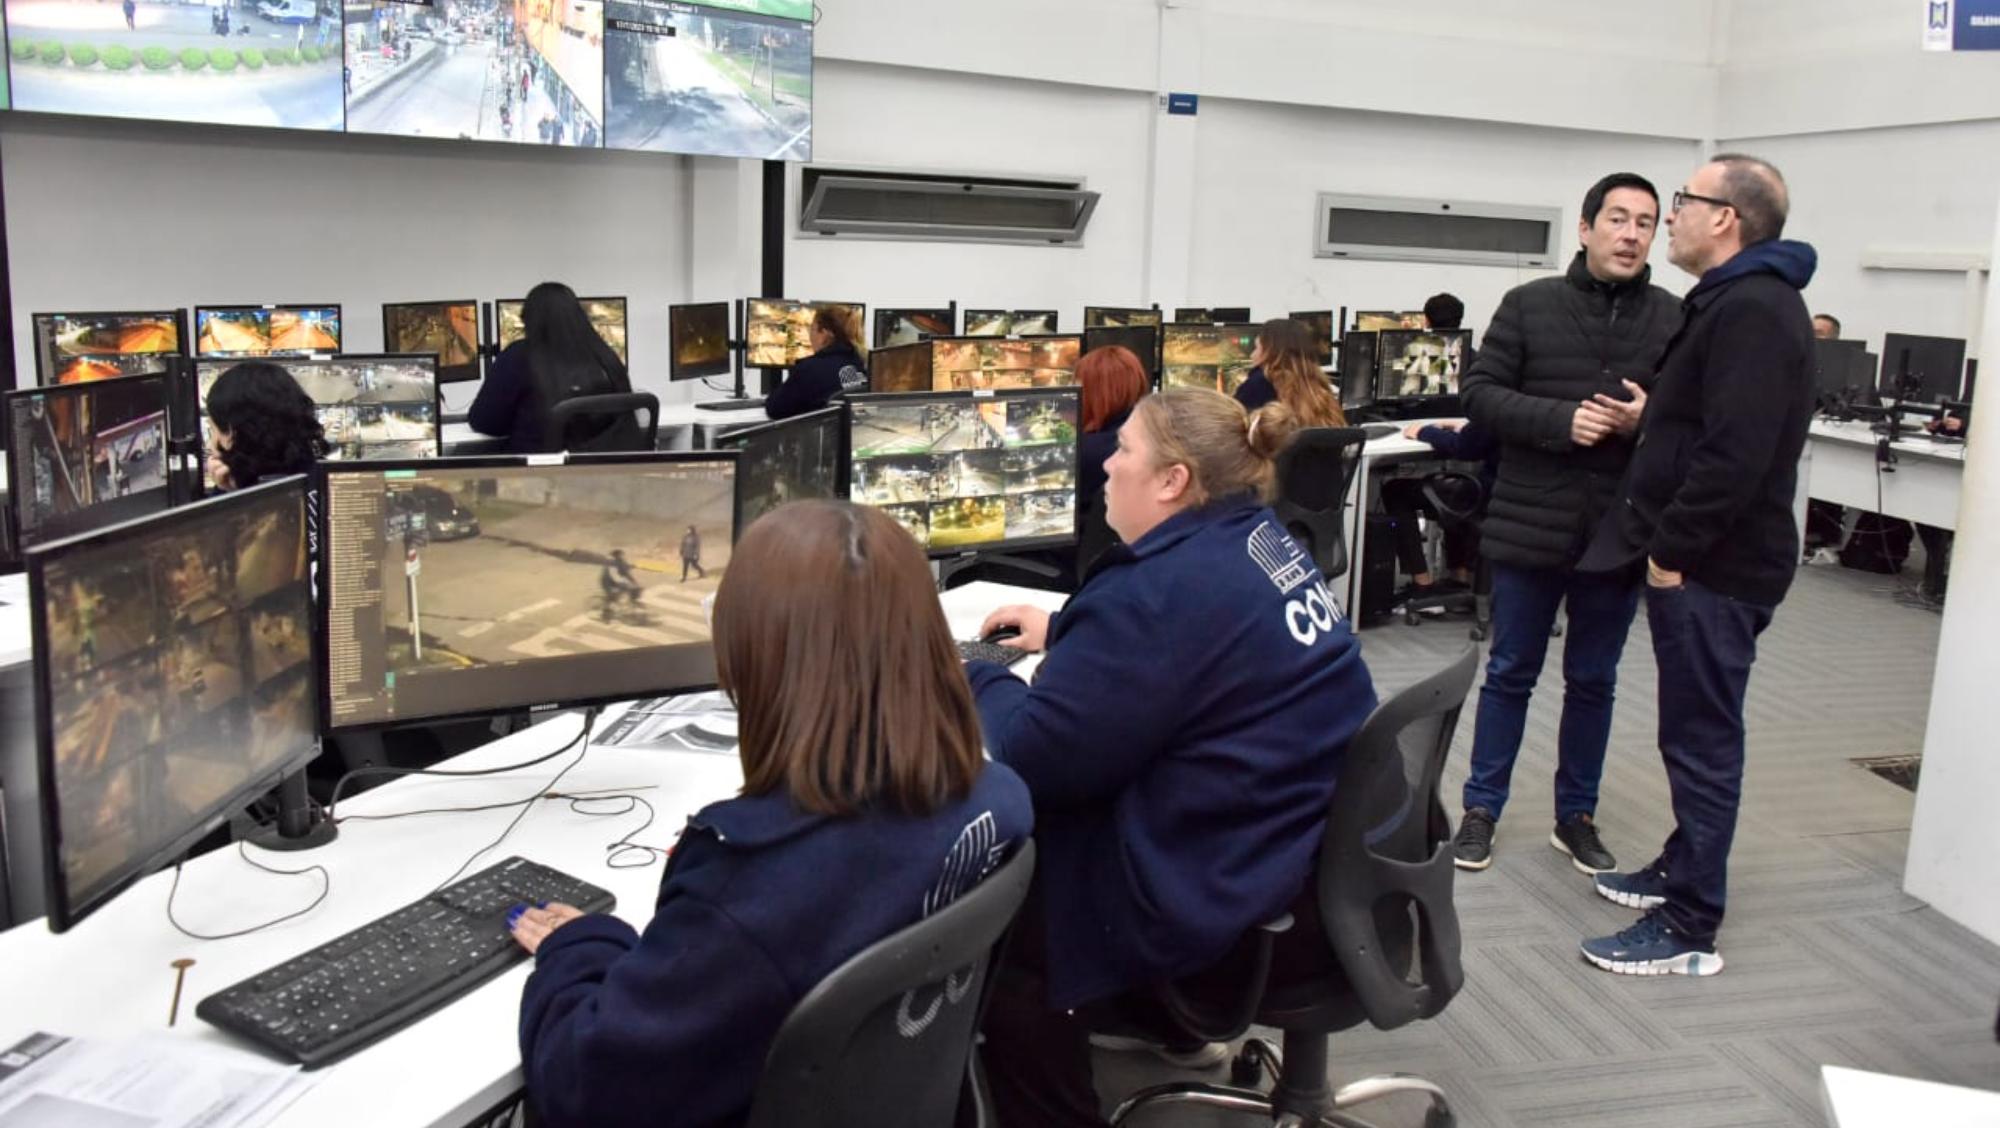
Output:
[1463,562,1641,821]
[1380,478,1476,578]
[980,884,1107,1128]
[1644,580,1773,945]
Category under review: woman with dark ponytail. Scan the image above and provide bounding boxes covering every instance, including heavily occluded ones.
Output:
[204,361,331,491]
[471,281,633,452]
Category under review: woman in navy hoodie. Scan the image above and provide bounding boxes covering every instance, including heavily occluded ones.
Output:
[510,500,1033,1128]
[765,305,868,419]
[967,388,1378,1127]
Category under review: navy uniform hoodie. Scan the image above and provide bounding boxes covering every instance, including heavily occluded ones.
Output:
[517,764,1032,1128]
[967,498,1376,1008]
[766,342,867,420]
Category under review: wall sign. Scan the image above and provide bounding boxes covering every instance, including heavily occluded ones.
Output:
[1924,1,2000,50]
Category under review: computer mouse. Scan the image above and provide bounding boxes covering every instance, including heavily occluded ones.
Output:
[981,625,1023,645]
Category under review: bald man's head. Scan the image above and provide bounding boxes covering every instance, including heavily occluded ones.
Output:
[1708,154,1789,245]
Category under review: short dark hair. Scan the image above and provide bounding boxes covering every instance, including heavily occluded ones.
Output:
[1814,313,1842,335]
[1709,153,1789,245]
[1422,293,1465,330]
[1581,172,1661,227]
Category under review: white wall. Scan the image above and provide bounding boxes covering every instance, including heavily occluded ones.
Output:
[0,115,693,410]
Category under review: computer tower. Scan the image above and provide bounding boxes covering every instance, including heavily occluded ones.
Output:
[1359,513,1400,625]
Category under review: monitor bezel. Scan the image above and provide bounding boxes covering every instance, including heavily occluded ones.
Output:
[314,449,740,735]
[716,405,850,539]
[380,299,482,385]
[193,303,344,359]
[667,300,736,381]
[27,475,320,933]
[846,387,1082,558]
[1372,328,1473,403]
[29,308,188,387]
[4,370,178,554]
[1879,333,1968,404]
[871,307,956,350]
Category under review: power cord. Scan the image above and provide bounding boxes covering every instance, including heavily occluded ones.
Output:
[165,842,332,941]
[424,708,602,894]
[325,709,602,823]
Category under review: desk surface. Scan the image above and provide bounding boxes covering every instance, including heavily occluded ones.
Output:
[1809,418,1968,463]
[0,579,1061,1127]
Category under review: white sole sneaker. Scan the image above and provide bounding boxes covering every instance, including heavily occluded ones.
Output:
[1549,831,1615,876]
[1453,852,1493,871]
[1579,946,1724,977]
[1087,1034,1231,1070]
[1593,878,1667,910]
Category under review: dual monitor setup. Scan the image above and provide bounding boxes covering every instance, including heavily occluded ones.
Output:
[1814,333,1974,408]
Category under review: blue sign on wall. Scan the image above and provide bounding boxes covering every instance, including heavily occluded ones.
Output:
[1167,93,1199,116]
[1956,0,2000,48]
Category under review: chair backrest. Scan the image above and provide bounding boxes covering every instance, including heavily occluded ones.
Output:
[546,392,659,453]
[1314,647,1477,1030]
[1420,471,1485,527]
[1271,426,1368,580]
[1072,492,1120,586]
[745,840,1036,1128]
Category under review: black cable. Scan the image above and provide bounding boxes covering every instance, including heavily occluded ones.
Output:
[427,707,601,894]
[165,842,332,942]
[326,709,601,821]
[564,792,670,869]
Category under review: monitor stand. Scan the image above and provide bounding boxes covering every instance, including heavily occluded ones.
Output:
[935,551,1062,591]
[246,769,338,852]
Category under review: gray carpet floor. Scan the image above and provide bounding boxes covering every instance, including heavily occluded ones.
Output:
[1097,561,2000,1127]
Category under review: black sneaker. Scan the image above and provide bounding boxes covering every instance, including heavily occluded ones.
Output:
[1550,813,1616,875]
[1454,808,1496,871]
[1594,862,1668,910]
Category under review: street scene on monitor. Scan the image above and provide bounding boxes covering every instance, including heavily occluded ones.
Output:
[604,0,811,160]
[1163,324,1257,395]
[670,303,731,376]
[39,492,313,906]
[8,378,169,541]
[384,302,480,373]
[198,357,438,460]
[876,310,952,350]
[734,415,842,529]
[746,299,856,368]
[4,0,343,130]
[849,394,1078,550]
[35,312,180,385]
[346,0,605,146]
[932,337,1081,391]
[868,342,933,393]
[963,311,1057,337]
[497,298,628,360]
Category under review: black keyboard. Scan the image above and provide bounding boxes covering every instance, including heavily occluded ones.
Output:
[696,397,765,411]
[197,857,615,1069]
[957,639,1032,667]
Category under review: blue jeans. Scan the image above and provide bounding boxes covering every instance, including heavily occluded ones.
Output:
[1646,580,1773,945]
[1462,562,1641,822]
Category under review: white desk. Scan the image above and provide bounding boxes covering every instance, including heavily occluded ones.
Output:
[1820,1064,2000,1126]
[440,402,773,457]
[1803,418,1967,531]
[1339,420,1465,624]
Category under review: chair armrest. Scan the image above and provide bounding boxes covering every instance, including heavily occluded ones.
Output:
[1157,924,1282,1043]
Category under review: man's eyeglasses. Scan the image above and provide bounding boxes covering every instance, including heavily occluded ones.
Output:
[1671,189,1733,213]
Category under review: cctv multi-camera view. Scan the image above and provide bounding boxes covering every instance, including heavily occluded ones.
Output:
[36,484,315,919]
[3,0,343,131]
[196,306,340,357]
[1162,323,1257,395]
[848,391,1078,552]
[322,457,736,728]
[1354,311,1426,332]
[669,301,733,379]
[1083,307,1162,330]
[6,374,172,549]
[1375,329,1469,400]
[932,336,1082,391]
[1292,311,1335,366]
[874,308,954,350]
[962,310,1057,338]
[722,407,842,532]
[604,0,812,160]
[196,356,439,462]
[497,297,630,362]
[33,311,181,386]
[383,301,480,383]
[745,299,861,368]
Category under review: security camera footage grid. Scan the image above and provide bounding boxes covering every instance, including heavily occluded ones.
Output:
[874,309,954,350]
[962,310,1057,338]
[195,356,439,462]
[722,408,843,534]
[848,392,1079,552]
[1374,329,1469,400]
[497,297,630,363]
[1162,323,1258,395]
[1083,307,1162,330]
[931,336,1082,392]
[383,301,480,383]
[322,457,735,729]
[745,299,862,368]
[1354,311,1426,332]
[669,301,733,379]
[196,306,341,357]
[34,311,181,386]
[605,0,812,160]
[6,374,173,550]
[34,484,315,924]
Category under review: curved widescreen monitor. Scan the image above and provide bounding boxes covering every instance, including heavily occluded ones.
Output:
[1374,329,1471,401]
[195,304,342,358]
[4,371,175,552]
[382,301,481,385]
[193,354,440,465]
[496,297,629,363]
[669,301,734,380]
[26,477,318,932]
[718,406,845,536]
[318,451,738,732]
[1161,323,1258,396]
[31,310,184,386]
[605,0,812,160]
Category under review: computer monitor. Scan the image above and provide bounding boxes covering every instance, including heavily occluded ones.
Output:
[1290,311,1335,366]
[381,301,481,385]
[668,302,734,380]
[318,452,737,731]
[931,335,1083,391]
[193,355,441,465]
[719,407,846,535]
[1354,311,1426,332]
[962,310,1059,337]
[5,372,175,552]
[602,0,812,159]
[31,310,185,386]
[1879,333,1967,404]
[744,299,867,368]
[1174,307,1251,325]
[1083,325,1161,374]
[869,341,935,395]
[1338,333,1378,410]
[1813,339,1872,401]
[1161,323,1259,395]
[873,308,955,349]
[26,477,318,932]
[495,297,631,364]
[195,305,342,358]
[1082,306,1162,330]
[1375,329,1471,401]
[847,388,1080,555]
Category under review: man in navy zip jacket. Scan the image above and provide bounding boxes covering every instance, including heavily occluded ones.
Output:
[1577,155,1816,977]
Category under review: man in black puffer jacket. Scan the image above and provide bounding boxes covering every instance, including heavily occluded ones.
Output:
[1454,173,1682,878]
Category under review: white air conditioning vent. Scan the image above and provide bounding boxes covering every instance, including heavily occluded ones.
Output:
[1314,193,1561,268]
[801,167,1099,245]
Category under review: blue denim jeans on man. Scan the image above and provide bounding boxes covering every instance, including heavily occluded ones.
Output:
[1463,562,1642,821]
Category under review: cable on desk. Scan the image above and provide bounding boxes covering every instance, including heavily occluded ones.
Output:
[326,709,604,823]
[427,707,602,895]
[563,792,670,869]
[165,842,332,942]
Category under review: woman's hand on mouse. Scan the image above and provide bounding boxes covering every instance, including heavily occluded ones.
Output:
[509,902,586,954]
[979,606,1051,652]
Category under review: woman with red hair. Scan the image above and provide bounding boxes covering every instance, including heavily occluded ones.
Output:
[1076,344,1150,510]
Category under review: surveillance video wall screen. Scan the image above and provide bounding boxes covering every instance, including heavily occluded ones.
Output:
[1,0,813,162]
[32,311,181,386]
[1162,324,1258,396]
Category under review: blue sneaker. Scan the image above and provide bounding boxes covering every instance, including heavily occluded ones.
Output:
[1580,911,1723,977]
[1594,863,1667,910]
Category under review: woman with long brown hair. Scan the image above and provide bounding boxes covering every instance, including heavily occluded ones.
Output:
[510,500,1032,1128]
[1234,316,1346,428]
[766,305,869,419]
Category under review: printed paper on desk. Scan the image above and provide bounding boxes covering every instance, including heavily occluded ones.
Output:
[0,1033,314,1128]
[594,692,739,755]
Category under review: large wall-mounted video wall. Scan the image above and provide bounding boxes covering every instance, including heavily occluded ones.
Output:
[0,0,811,159]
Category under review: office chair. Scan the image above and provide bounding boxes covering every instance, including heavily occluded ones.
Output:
[1072,492,1120,587]
[745,841,1036,1128]
[545,391,660,453]
[1400,471,1488,639]
[1273,427,1369,581]
[1108,648,1478,1128]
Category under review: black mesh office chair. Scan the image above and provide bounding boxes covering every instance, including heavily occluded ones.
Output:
[1108,648,1478,1128]
[1400,471,1487,639]
[545,392,659,453]
[744,841,1035,1128]
[1273,427,1369,581]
